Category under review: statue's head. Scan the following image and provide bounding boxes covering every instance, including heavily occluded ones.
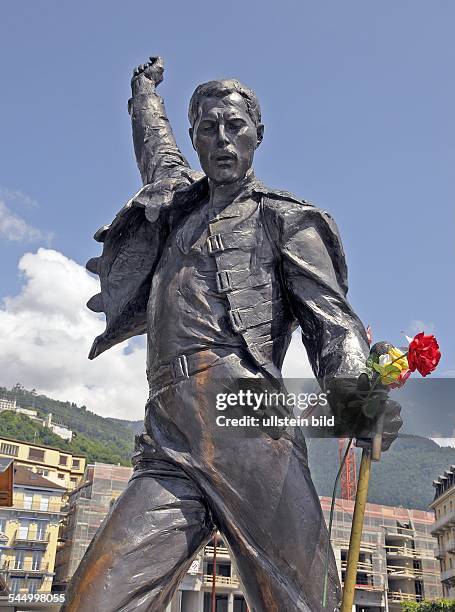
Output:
[189,79,264,185]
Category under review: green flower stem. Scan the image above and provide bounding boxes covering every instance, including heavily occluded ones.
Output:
[322,437,353,608]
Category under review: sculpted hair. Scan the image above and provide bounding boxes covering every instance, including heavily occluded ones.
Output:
[188,79,262,127]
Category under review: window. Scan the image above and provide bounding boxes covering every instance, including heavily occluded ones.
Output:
[9,576,24,594]
[204,593,228,612]
[39,495,49,511]
[206,562,231,577]
[59,455,68,466]
[14,551,24,570]
[234,597,248,612]
[18,520,29,539]
[36,521,48,540]
[28,578,41,594]
[0,516,7,532]
[57,473,65,480]
[23,493,33,510]
[0,442,19,456]
[31,551,43,571]
[72,459,80,469]
[28,448,45,462]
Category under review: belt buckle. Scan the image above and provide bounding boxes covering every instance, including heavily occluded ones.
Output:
[216,270,232,292]
[228,308,246,333]
[207,234,225,254]
[171,355,189,380]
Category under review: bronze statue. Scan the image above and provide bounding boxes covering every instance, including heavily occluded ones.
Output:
[63,58,402,612]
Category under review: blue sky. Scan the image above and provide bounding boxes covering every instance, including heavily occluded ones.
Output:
[0,1,454,416]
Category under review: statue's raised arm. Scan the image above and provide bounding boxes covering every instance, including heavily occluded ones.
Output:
[129,57,198,187]
[86,57,200,360]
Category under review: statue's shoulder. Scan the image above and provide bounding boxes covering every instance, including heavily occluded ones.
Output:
[258,184,316,219]
[259,184,338,223]
[258,184,343,252]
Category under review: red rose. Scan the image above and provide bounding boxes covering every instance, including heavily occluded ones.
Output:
[408,332,441,377]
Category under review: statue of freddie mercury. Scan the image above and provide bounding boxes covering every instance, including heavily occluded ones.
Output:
[63,57,402,612]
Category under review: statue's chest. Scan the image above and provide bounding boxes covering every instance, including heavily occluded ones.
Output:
[169,197,274,270]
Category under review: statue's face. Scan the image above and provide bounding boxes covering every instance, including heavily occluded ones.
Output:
[190,93,263,184]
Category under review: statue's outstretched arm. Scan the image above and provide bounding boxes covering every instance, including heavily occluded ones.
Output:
[129,57,194,186]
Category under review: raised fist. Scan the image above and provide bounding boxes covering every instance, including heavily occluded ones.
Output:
[131,56,164,88]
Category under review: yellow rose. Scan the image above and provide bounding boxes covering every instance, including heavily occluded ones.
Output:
[376,347,409,385]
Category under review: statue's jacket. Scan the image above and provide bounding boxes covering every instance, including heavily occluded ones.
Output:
[87,174,369,389]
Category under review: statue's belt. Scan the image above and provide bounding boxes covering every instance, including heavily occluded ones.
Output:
[148,347,238,392]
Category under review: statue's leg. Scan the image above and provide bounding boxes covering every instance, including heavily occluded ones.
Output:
[219,431,342,612]
[62,460,214,612]
[144,353,341,612]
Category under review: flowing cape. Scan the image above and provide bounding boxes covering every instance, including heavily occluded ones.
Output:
[86,172,201,359]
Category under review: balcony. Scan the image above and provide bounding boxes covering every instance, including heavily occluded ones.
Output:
[14,530,50,545]
[340,583,383,593]
[1,560,49,573]
[340,560,375,574]
[204,546,231,560]
[12,499,64,513]
[388,591,423,603]
[332,537,376,553]
[387,565,423,579]
[431,511,455,535]
[203,574,239,588]
[8,588,52,597]
[384,527,414,541]
[385,545,435,560]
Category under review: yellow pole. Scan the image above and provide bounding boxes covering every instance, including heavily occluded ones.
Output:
[340,448,372,612]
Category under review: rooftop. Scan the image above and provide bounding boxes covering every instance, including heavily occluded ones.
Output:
[13,464,66,490]
[432,465,455,502]
[0,434,85,458]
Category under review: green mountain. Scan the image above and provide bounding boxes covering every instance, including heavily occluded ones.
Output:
[306,435,455,510]
[0,384,141,466]
[1,384,454,509]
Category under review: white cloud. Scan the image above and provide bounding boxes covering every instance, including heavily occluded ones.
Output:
[0,200,52,244]
[282,331,314,379]
[0,248,147,420]
[407,319,435,336]
[0,186,38,208]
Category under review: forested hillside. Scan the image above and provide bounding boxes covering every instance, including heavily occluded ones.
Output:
[307,435,455,510]
[0,384,141,465]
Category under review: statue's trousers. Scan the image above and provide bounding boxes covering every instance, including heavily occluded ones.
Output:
[63,351,341,612]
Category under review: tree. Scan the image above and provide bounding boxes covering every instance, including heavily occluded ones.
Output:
[402,601,455,611]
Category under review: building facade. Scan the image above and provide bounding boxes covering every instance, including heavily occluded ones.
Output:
[54,463,133,587]
[54,463,248,611]
[0,399,16,413]
[166,535,248,612]
[431,464,455,599]
[55,461,442,611]
[319,496,442,610]
[0,436,85,491]
[0,465,66,596]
